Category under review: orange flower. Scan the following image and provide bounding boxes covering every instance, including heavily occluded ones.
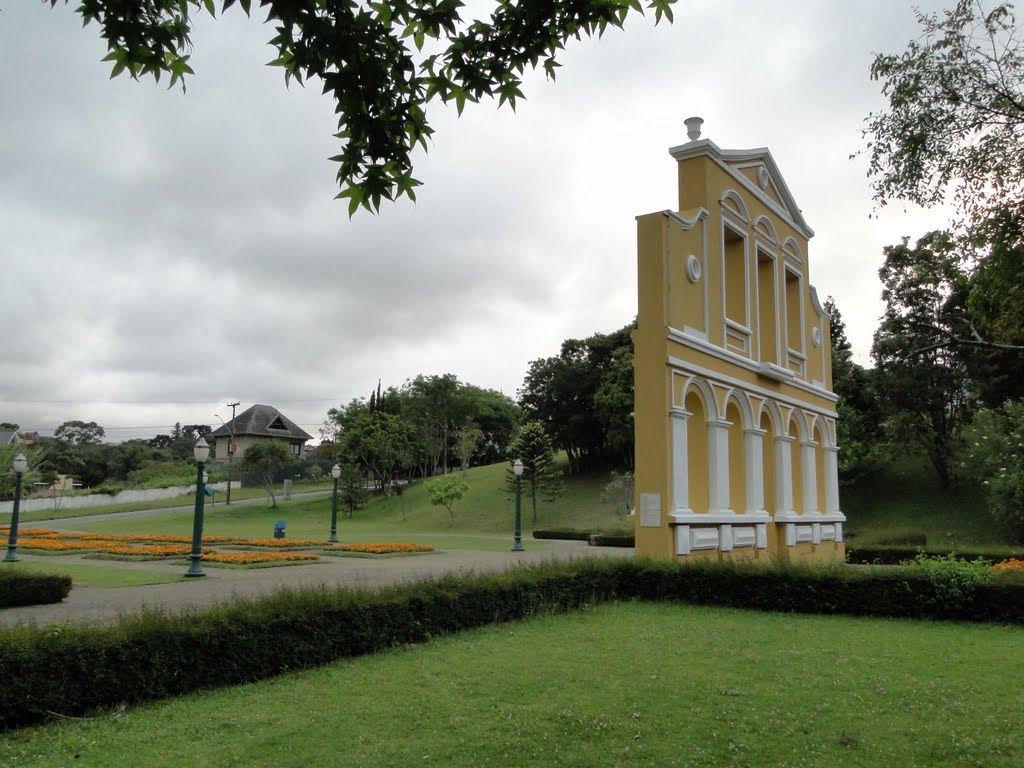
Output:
[204,552,319,564]
[323,543,434,554]
[994,558,1024,573]
[244,538,325,548]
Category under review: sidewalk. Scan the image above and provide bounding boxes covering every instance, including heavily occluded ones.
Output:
[0,540,634,627]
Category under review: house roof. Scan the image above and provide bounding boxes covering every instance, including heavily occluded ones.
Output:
[209,404,312,442]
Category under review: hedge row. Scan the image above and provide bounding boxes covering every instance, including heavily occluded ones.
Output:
[588,534,635,547]
[531,529,591,541]
[847,545,1024,565]
[2,557,1023,730]
[0,570,71,608]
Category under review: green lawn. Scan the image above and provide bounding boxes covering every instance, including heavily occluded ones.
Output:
[842,454,1008,549]
[17,482,335,524]
[5,561,186,588]
[59,462,626,550]
[2,601,1020,767]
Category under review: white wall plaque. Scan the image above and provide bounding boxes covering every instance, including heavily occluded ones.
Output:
[640,493,661,527]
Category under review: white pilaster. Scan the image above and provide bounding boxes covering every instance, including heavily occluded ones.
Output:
[744,427,767,515]
[707,418,733,515]
[801,440,819,515]
[774,434,795,515]
[670,408,691,514]
[824,445,841,515]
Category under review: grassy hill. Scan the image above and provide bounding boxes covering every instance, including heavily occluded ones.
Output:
[842,453,1009,550]
[64,460,630,550]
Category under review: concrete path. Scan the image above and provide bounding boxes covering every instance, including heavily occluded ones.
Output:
[0,541,635,628]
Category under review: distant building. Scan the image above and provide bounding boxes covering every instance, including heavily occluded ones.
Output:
[208,404,312,462]
[633,118,843,564]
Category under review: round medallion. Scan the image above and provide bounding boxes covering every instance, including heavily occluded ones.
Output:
[812,326,822,348]
[758,167,770,189]
[686,254,702,283]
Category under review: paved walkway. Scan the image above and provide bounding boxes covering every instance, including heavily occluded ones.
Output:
[0,541,634,628]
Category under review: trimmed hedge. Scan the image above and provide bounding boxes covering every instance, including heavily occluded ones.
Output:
[847,545,1024,565]
[2,557,1024,730]
[588,534,635,547]
[0,570,71,608]
[531,529,591,541]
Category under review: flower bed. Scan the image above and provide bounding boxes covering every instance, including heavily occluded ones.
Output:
[994,558,1024,573]
[323,543,434,555]
[243,538,325,548]
[204,552,319,565]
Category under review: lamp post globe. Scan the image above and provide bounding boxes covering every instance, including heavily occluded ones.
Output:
[512,458,524,552]
[186,438,210,577]
[4,454,28,563]
[329,463,341,543]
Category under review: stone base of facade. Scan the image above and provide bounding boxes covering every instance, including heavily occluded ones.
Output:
[670,515,845,564]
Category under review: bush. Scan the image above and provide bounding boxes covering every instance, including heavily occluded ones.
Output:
[846,544,1024,565]
[962,403,1024,541]
[0,570,71,608]
[3,558,1024,730]
[899,552,993,610]
[532,529,591,541]
[587,533,635,547]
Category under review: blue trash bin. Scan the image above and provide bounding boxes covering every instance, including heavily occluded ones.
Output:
[274,520,286,539]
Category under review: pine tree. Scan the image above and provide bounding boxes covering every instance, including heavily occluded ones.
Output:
[505,421,564,524]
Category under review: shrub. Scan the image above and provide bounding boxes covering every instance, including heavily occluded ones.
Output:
[899,552,993,610]
[3,558,1024,730]
[532,529,591,541]
[962,402,1024,541]
[0,570,71,608]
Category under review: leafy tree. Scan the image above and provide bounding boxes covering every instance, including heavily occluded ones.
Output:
[239,439,295,507]
[520,320,635,474]
[600,470,634,516]
[459,385,521,465]
[337,463,369,519]
[963,401,1024,541]
[862,1,1024,226]
[0,423,19,431]
[0,445,42,502]
[54,420,105,445]
[505,420,564,523]
[50,0,675,212]
[424,474,469,521]
[824,297,887,484]
[454,424,482,473]
[871,233,975,488]
[329,401,416,494]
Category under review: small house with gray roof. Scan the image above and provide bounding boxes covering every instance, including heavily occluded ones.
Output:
[208,404,312,462]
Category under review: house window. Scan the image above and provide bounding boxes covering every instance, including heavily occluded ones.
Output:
[785,267,805,377]
[723,225,750,356]
[291,444,300,456]
[757,249,778,365]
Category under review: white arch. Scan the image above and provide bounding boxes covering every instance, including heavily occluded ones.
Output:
[681,377,720,421]
[782,236,803,264]
[753,216,779,245]
[721,189,751,224]
[754,398,785,435]
[720,387,755,430]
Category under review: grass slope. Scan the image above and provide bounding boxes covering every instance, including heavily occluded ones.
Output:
[5,561,185,588]
[61,462,628,550]
[3,602,1021,767]
[843,454,1006,549]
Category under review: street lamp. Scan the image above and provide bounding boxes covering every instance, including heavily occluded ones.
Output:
[4,454,28,563]
[185,437,210,577]
[512,458,524,552]
[329,463,341,543]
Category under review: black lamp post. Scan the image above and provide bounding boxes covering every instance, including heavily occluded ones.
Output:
[185,437,210,577]
[512,458,524,552]
[329,463,341,543]
[4,454,28,563]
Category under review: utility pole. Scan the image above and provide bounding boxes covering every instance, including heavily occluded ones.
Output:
[226,401,240,505]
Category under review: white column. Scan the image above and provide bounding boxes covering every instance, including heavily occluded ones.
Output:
[670,408,691,514]
[774,434,795,514]
[824,445,841,515]
[707,418,733,515]
[801,440,819,515]
[744,427,766,515]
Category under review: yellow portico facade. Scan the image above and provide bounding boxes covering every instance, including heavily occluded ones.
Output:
[633,118,844,563]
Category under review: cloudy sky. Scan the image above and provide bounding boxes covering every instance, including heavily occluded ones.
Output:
[2,0,955,442]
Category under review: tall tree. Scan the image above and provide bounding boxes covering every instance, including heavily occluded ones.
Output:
[239,439,296,508]
[862,1,1024,226]
[54,420,105,446]
[505,420,564,524]
[50,0,675,211]
[871,233,975,488]
[337,463,369,519]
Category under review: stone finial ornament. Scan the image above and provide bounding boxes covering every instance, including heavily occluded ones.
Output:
[684,116,704,142]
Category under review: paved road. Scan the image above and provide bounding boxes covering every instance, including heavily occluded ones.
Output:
[0,540,634,628]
